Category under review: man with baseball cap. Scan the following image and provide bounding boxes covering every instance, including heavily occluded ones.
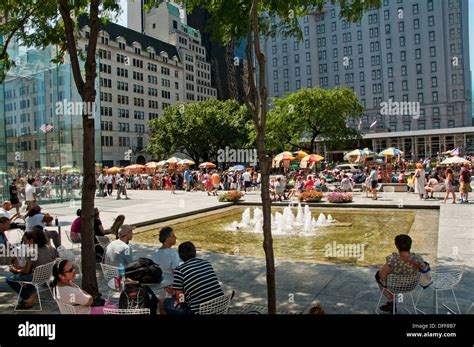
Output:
[104,225,136,267]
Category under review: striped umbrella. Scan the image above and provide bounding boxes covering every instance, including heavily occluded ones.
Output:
[379,147,404,157]
[178,159,195,166]
[293,150,309,159]
[274,151,295,161]
[166,157,181,164]
[145,162,160,169]
[301,154,325,163]
[125,164,145,172]
[199,162,216,169]
[157,160,167,166]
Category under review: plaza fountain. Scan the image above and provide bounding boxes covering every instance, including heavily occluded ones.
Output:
[228,204,335,236]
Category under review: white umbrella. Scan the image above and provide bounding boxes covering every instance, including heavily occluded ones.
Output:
[440,156,469,165]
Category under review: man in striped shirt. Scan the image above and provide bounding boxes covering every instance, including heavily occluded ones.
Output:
[160,241,223,314]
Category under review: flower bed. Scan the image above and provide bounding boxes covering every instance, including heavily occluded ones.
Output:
[327,192,353,203]
[298,190,324,202]
[218,191,244,203]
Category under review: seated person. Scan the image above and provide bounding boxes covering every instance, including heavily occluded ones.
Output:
[25,204,59,248]
[273,177,285,201]
[424,175,440,199]
[6,228,53,309]
[51,260,116,314]
[375,234,428,313]
[104,225,135,267]
[269,179,276,200]
[70,209,82,243]
[93,207,113,261]
[304,176,314,191]
[160,241,224,315]
[152,226,180,273]
[406,173,415,192]
[340,175,353,192]
[398,171,406,184]
[0,201,22,228]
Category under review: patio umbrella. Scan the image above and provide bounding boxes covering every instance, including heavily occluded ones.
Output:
[274,151,295,161]
[145,162,160,168]
[301,154,324,163]
[166,157,181,164]
[157,160,167,166]
[230,165,246,171]
[178,159,195,166]
[199,162,216,169]
[293,150,309,159]
[379,147,404,156]
[106,167,122,174]
[125,164,145,171]
[440,156,470,165]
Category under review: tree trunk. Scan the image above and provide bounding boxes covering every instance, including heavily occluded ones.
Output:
[80,99,99,296]
[250,0,276,314]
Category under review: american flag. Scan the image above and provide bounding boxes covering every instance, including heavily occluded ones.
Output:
[40,124,54,133]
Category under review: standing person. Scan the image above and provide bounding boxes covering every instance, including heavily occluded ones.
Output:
[459,162,471,204]
[9,179,21,214]
[97,173,105,198]
[242,170,252,193]
[211,171,220,195]
[170,171,177,194]
[414,163,426,200]
[443,167,457,204]
[152,226,180,273]
[369,166,378,200]
[25,178,37,211]
[106,174,113,196]
[159,241,224,315]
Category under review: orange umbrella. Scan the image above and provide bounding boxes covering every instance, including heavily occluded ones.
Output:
[106,167,122,174]
[145,162,160,168]
[301,154,324,163]
[293,150,309,159]
[125,164,145,173]
[199,162,216,169]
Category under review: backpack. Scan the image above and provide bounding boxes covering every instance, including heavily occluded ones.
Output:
[119,284,151,310]
[125,258,163,283]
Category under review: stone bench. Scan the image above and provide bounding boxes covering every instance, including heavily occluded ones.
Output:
[380,183,408,192]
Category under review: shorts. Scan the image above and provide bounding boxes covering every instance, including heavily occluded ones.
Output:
[10,198,19,205]
[213,183,220,189]
[245,181,251,188]
[375,271,387,288]
[163,298,193,315]
[371,180,377,189]
[460,183,469,193]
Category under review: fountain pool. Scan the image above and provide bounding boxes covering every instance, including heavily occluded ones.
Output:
[133,206,438,267]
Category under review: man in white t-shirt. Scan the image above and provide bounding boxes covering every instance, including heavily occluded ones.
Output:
[152,226,180,273]
[242,171,252,193]
[105,225,135,267]
[25,178,37,211]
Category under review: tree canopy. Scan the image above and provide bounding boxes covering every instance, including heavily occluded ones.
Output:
[147,99,251,163]
[264,87,364,153]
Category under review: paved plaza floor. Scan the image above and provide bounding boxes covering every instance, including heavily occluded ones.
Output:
[0,189,472,314]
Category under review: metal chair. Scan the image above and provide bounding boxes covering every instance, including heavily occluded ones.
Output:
[375,272,420,315]
[100,263,120,301]
[416,267,463,314]
[64,230,81,251]
[13,260,56,312]
[198,291,234,315]
[103,308,150,315]
[56,300,90,314]
[96,235,111,262]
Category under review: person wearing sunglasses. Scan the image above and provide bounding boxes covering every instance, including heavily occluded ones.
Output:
[51,260,116,314]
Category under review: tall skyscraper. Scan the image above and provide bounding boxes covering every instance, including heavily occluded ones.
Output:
[262,0,473,159]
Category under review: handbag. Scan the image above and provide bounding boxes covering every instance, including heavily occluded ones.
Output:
[401,255,432,289]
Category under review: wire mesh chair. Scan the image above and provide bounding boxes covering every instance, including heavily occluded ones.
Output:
[416,267,463,314]
[100,263,120,301]
[13,260,56,312]
[96,236,111,262]
[103,308,150,315]
[56,300,91,314]
[376,272,420,315]
[198,291,234,315]
[64,230,81,251]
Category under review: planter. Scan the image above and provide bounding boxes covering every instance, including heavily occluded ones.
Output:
[327,192,353,203]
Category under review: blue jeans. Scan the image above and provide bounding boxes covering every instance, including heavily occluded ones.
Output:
[6,273,35,300]
[163,298,193,315]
